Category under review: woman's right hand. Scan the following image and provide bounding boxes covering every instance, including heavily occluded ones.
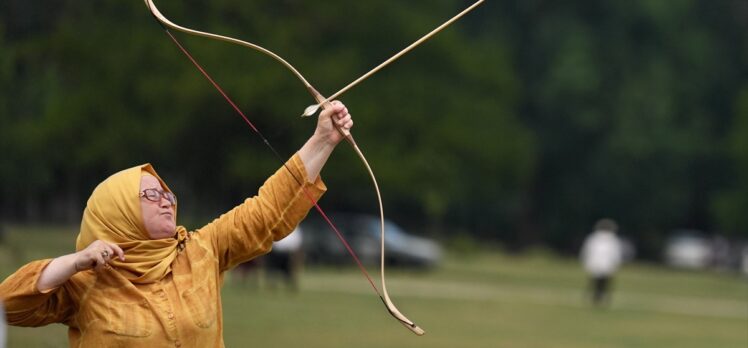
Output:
[74,240,125,272]
[36,240,126,291]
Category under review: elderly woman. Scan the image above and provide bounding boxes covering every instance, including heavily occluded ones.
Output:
[0,101,353,347]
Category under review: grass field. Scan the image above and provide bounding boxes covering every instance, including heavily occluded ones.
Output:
[1,226,746,347]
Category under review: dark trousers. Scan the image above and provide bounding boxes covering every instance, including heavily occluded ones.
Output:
[266,251,299,292]
[590,275,612,306]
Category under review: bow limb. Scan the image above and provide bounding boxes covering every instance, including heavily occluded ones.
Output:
[310,94,425,335]
[361,148,426,336]
[145,0,423,335]
[145,0,353,140]
[145,0,322,102]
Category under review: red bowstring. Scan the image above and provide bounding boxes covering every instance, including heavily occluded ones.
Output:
[162,29,383,297]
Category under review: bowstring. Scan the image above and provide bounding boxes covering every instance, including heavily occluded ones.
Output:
[157,26,384,299]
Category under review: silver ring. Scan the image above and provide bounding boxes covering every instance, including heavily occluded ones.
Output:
[102,250,110,258]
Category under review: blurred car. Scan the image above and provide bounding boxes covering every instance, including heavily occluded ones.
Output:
[663,230,712,270]
[300,213,442,269]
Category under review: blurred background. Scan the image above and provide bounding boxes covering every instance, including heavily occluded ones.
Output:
[0,0,746,347]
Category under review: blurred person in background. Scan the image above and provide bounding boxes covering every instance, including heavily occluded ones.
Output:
[233,254,265,289]
[265,226,304,292]
[0,102,353,347]
[580,218,623,307]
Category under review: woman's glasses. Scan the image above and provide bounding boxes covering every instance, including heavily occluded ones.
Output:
[139,189,177,206]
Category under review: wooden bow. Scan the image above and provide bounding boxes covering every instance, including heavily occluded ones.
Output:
[145,0,484,335]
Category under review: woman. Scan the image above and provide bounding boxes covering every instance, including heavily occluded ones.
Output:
[0,101,353,347]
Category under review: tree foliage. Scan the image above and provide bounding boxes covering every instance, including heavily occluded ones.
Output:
[1,0,746,257]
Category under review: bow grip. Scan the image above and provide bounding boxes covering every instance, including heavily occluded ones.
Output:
[307,87,353,140]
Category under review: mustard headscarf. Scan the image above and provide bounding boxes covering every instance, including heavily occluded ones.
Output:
[76,163,188,284]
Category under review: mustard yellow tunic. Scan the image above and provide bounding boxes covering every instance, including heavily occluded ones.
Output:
[0,154,326,347]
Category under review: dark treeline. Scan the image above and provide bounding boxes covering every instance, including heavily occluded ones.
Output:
[1,0,746,258]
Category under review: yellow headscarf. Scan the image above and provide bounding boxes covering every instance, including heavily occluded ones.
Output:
[76,163,188,284]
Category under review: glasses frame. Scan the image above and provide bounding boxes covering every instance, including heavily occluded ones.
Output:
[139,188,177,206]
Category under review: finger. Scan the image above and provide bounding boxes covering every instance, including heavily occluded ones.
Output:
[319,106,334,119]
[330,100,345,112]
[342,119,354,130]
[110,243,126,261]
[335,117,347,127]
[101,246,111,258]
[336,114,352,126]
[94,254,106,272]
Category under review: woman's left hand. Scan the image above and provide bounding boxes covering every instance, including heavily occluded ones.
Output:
[298,100,354,181]
[314,100,353,145]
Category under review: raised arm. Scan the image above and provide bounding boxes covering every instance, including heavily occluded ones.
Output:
[198,101,352,271]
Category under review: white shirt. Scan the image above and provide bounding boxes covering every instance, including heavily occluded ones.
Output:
[581,230,623,277]
[273,227,303,252]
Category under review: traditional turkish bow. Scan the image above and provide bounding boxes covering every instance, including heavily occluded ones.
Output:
[145,0,484,335]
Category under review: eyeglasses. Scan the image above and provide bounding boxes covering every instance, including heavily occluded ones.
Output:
[139,188,177,206]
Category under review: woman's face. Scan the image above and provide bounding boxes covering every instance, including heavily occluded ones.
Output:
[140,175,177,239]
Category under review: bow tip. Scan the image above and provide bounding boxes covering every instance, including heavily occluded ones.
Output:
[405,323,426,336]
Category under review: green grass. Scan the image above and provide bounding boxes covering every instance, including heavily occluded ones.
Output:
[1,226,746,347]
